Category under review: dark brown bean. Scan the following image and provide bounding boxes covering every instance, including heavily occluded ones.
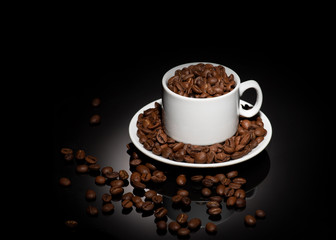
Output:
[205,222,217,233]
[156,220,167,230]
[121,199,133,209]
[119,170,129,180]
[142,201,154,211]
[102,203,114,213]
[110,187,124,195]
[61,148,73,155]
[176,174,187,186]
[102,193,112,202]
[172,194,183,204]
[75,149,85,159]
[233,177,247,184]
[234,189,246,199]
[85,189,96,200]
[64,220,78,229]
[152,195,163,204]
[86,205,98,216]
[154,207,168,218]
[89,114,101,125]
[255,209,266,218]
[244,215,256,226]
[59,177,71,187]
[95,176,106,185]
[235,198,246,208]
[190,175,203,182]
[208,207,222,216]
[168,221,181,232]
[144,190,157,200]
[176,213,188,225]
[85,155,97,164]
[226,170,238,178]
[76,164,89,173]
[226,196,237,207]
[194,151,207,163]
[110,179,124,188]
[206,201,220,209]
[177,228,190,237]
[201,188,212,197]
[188,218,201,230]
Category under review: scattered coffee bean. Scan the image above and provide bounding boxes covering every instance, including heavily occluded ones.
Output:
[85,155,98,164]
[88,164,100,171]
[119,170,129,180]
[208,207,222,216]
[86,205,98,216]
[176,174,187,186]
[110,179,124,188]
[95,175,106,185]
[101,166,113,176]
[59,177,71,187]
[76,164,89,173]
[181,196,191,206]
[91,97,101,107]
[152,195,163,204]
[226,196,237,207]
[201,187,212,197]
[205,222,217,233]
[176,213,188,225]
[61,148,73,155]
[144,190,157,200]
[89,114,101,125]
[76,149,86,160]
[121,199,133,209]
[121,192,134,201]
[110,187,124,195]
[156,220,167,231]
[190,175,203,182]
[154,207,168,218]
[102,203,114,213]
[255,209,266,218]
[177,189,189,197]
[188,218,201,230]
[244,215,256,226]
[102,193,112,203]
[168,221,181,232]
[226,170,238,179]
[85,189,96,200]
[142,201,155,211]
[235,198,246,208]
[177,228,190,237]
[64,220,78,229]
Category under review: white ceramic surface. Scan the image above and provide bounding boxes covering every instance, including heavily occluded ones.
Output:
[129,99,272,168]
[162,62,263,146]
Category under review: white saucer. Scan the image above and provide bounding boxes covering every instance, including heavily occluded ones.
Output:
[129,99,272,168]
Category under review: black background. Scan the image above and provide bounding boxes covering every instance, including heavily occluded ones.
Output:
[53,40,330,240]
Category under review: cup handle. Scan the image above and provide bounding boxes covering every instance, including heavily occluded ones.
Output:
[239,80,263,118]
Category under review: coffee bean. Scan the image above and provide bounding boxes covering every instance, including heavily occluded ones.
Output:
[144,190,157,200]
[255,127,267,137]
[118,170,129,180]
[205,222,217,233]
[208,207,222,216]
[121,199,133,209]
[61,148,73,155]
[216,184,225,196]
[86,205,98,216]
[176,174,187,186]
[181,196,191,206]
[132,180,146,189]
[190,175,203,182]
[206,201,220,209]
[64,153,74,161]
[88,164,100,171]
[110,179,124,188]
[194,151,207,163]
[209,196,223,203]
[102,193,112,203]
[59,177,71,187]
[130,158,142,167]
[188,218,201,230]
[141,172,151,182]
[76,149,85,160]
[234,189,246,199]
[91,97,101,107]
[95,175,106,185]
[224,187,235,197]
[76,164,89,173]
[85,155,97,164]
[235,198,246,208]
[177,228,190,237]
[142,201,154,211]
[233,177,247,185]
[226,170,238,178]
[89,114,101,125]
[136,165,150,174]
[201,188,212,197]
[255,209,266,218]
[121,192,134,201]
[154,207,168,218]
[85,189,96,200]
[168,221,181,232]
[172,194,183,204]
[228,182,241,189]
[244,215,256,226]
[226,196,237,207]
[156,220,167,230]
[110,187,124,195]
[202,178,214,188]
[176,213,188,225]
[102,203,114,213]
[152,195,163,204]
[64,220,78,229]
[101,166,113,177]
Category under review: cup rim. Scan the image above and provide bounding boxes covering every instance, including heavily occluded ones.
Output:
[162,62,241,101]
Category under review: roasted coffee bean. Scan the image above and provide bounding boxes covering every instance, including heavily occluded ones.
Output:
[152,195,163,204]
[226,170,238,178]
[176,174,187,186]
[61,148,73,155]
[229,182,241,189]
[76,149,85,160]
[110,179,124,188]
[130,172,141,182]
[201,187,212,197]
[241,119,252,130]
[234,189,246,199]
[76,164,89,173]
[172,194,183,204]
[181,196,191,206]
[205,222,217,233]
[121,199,133,209]
[176,213,188,225]
[110,187,124,195]
[121,192,134,201]
[188,218,201,230]
[216,184,225,196]
[132,181,146,189]
[130,159,142,166]
[235,198,246,208]
[101,166,113,177]
[220,177,231,186]
[102,203,114,213]
[131,195,142,204]
[156,220,167,230]
[89,114,101,125]
[88,164,100,171]
[224,187,235,197]
[191,175,203,182]
[168,221,181,232]
[202,178,214,188]
[102,193,112,203]
[177,228,190,237]
[119,170,129,180]
[85,189,96,200]
[154,207,168,218]
[226,196,237,207]
[161,147,173,159]
[64,153,74,161]
[177,189,189,197]
[209,196,223,203]
[255,127,267,137]
[206,201,220,209]
[144,190,157,200]
[194,151,207,163]
[141,172,151,182]
[233,177,247,184]
[95,176,106,185]
[91,97,101,107]
[142,201,154,211]
[85,155,97,164]
[86,205,98,216]
[208,207,222,216]
[244,215,256,226]
[136,165,150,174]
[255,209,266,218]
[59,177,71,187]
[64,220,78,229]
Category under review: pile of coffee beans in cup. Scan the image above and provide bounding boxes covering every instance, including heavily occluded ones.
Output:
[167,63,236,98]
[136,102,267,163]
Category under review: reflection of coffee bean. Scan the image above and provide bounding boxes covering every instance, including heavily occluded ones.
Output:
[102,203,114,213]
[59,177,71,187]
[255,209,266,218]
[86,205,98,216]
[89,114,101,125]
[64,220,78,229]
[85,189,96,200]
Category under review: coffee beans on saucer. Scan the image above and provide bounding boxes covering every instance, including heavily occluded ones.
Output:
[167,63,236,98]
[136,102,267,163]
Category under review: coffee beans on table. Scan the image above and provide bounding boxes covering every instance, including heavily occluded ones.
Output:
[205,222,217,233]
[244,215,256,226]
[136,102,267,164]
[59,177,71,187]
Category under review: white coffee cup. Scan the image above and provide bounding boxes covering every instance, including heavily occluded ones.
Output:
[162,62,263,146]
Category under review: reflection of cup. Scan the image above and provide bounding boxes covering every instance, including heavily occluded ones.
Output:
[162,62,263,145]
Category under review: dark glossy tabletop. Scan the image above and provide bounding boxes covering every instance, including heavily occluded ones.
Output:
[52,47,330,239]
